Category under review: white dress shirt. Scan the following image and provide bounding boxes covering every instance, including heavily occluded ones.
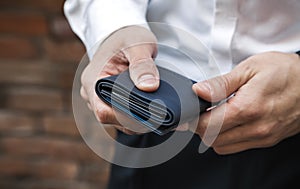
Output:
[64,0,300,80]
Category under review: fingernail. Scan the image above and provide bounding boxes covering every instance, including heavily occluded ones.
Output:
[138,74,157,88]
[194,82,210,93]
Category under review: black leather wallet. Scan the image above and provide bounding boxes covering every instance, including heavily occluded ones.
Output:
[95,66,212,135]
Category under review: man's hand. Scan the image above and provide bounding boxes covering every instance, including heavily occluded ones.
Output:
[193,51,300,154]
[80,26,159,135]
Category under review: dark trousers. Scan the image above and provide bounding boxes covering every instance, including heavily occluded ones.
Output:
[107,131,300,189]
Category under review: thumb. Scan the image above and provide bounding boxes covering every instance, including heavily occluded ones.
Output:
[192,66,252,102]
[123,43,160,92]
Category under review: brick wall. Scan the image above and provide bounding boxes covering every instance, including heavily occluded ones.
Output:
[0,1,114,188]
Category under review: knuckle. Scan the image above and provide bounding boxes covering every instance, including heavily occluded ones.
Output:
[130,56,152,65]
[244,106,261,120]
[115,124,139,135]
[220,76,232,95]
[196,122,208,137]
[96,108,112,124]
[236,56,257,77]
[211,138,221,147]
[208,76,230,99]
[229,100,242,114]
[80,87,88,100]
[213,146,228,155]
[231,99,263,120]
[122,128,135,135]
[114,125,125,132]
[81,66,90,86]
[129,58,156,72]
[262,137,279,148]
[254,125,272,138]
[244,55,260,66]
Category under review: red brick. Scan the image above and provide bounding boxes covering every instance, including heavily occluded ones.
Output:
[0,37,38,59]
[50,17,77,39]
[1,87,63,112]
[35,160,78,180]
[0,180,100,189]
[0,0,65,13]
[0,12,48,36]
[0,1,111,188]
[0,61,57,86]
[0,157,28,177]
[57,63,78,89]
[80,163,110,183]
[0,111,36,135]
[0,137,106,163]
[44,39,85,63]
[43,114,81,138]
[0,61,77,89]
[0,157,78,180]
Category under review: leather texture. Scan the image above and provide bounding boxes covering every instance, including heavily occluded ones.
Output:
[95,66,212,135]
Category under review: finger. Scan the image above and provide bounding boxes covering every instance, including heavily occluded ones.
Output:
[87,102,92,110]
[212,137,276,155]
[196,100,243,138]
[98,52,129,78]
[80,87,89,101]
[81,86,92,110]
[114,110,151,134]
[213,140,259,155]
[196,81,266,139]
[211,124,258,147]
[123,44,160,92]
[113,124,138,135]
[91,95,120,125]
[192,63,255,102]
[212,121,275,147]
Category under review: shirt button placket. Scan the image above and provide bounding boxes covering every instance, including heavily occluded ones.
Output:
[209,0,238,74]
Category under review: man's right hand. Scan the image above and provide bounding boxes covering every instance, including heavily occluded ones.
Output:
[80,25,160,135]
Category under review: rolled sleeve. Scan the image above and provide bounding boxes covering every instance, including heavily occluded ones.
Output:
[64,0,149,58]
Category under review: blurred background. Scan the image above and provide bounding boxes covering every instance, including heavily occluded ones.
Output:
[0,1,114,188]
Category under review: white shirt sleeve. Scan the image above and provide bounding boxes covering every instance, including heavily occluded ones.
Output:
[64,0,149,58]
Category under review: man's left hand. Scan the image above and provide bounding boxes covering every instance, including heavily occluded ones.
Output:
[192,51,300,154]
